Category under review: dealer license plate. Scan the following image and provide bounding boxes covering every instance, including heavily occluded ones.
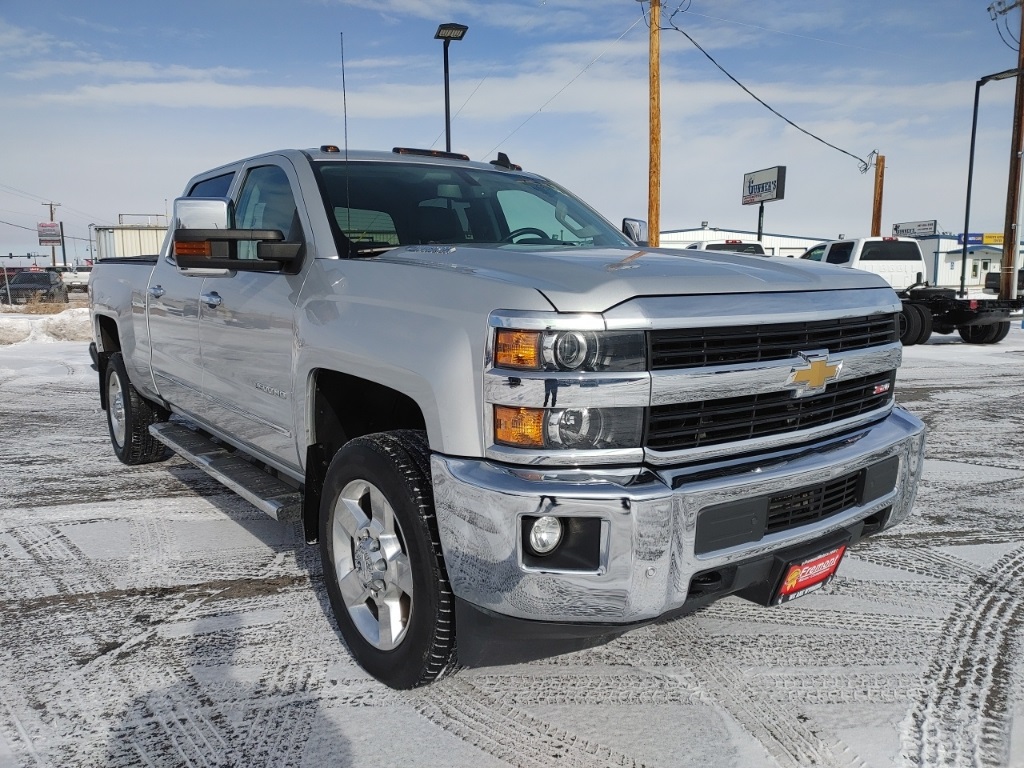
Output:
[773,544,847,605]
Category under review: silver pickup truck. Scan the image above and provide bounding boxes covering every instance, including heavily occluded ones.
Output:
[89,146,926,689]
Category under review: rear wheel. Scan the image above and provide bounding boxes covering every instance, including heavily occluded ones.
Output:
[909,304,933,345]
[958,324,1000,344]
[319,430,457,689]
[899,305,922,346]
[104,352,170,464]
[985,321,1011,344]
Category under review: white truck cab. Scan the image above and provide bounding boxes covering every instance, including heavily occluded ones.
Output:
[685,239,767,255]
[800,237,924,290]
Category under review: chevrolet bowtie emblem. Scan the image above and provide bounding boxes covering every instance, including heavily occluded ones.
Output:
[786,352,842,396]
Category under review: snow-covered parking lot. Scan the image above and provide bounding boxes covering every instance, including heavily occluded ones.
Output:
[1,311,1023,768]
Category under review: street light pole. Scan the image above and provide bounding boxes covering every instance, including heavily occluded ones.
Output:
[959,68,1019,297]
[434,23,468,153]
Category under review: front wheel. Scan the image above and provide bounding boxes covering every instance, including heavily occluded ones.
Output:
[104,352,170,465]
[319,430,457,689]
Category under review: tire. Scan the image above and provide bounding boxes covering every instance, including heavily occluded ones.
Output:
[909,304,932,345]
[985,320,1011,344]
[958,324,1000,344]
[104,352,170,465]
[319,430,457,689]
[899,305,922,346]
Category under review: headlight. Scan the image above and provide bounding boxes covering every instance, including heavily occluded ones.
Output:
[494,405,643,450]
[495,328,645,372]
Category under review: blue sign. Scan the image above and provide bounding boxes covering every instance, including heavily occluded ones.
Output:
[957,233,983,245]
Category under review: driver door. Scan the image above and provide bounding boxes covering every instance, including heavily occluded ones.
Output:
[196,159,307,472]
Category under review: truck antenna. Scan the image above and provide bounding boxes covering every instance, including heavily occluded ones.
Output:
[339,32,351,234]
[339,32,349,161]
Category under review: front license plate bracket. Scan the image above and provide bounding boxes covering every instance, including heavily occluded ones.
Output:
[735,531,852,607]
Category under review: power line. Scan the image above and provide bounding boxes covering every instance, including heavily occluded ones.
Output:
[656,1,871,172]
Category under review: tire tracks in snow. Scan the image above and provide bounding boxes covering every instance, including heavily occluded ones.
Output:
[901,544,1024,767]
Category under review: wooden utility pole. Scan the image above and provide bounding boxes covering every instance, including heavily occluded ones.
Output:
[997,1,1024,299]
[648,0,661,247]
[870,155,885,237]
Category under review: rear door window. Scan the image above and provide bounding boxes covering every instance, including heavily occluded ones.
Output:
[858,241,923,261]
[826,243,854,264]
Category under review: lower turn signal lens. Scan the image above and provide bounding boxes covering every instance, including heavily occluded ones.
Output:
[494,406,544,447]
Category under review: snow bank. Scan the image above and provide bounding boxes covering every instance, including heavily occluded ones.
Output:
[0,307,92,345]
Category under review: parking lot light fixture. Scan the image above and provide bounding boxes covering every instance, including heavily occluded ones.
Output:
[434,23,468,153]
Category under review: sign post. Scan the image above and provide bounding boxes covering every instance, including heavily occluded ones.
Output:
[742,166,786,241]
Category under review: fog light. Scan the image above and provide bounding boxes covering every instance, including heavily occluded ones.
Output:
[528,516,562,555]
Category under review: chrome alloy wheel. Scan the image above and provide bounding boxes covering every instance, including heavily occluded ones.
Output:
[107,372,126,448]
[332,479,415,650]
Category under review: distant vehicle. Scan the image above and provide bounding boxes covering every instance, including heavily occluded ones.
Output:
[685,239,767,255]
[983,268,1024,294]
[61,265,93,291]
[3,270,70,305]
[799,237,1023,345]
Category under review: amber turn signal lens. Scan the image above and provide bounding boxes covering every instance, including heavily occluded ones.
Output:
[174,241,211,257]
[495,329,541,369]
[494,406,544,448]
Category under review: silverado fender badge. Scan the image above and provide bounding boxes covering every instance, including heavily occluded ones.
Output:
[786,351,842,397]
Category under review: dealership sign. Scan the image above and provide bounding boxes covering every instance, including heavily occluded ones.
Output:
[957,232,1004,245]
[892,220,937,238]
[37,221,62,246]
[742,166,786,206]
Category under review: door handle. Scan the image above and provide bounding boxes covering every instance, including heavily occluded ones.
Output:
[148,285,165,299]
[201,291,222,308]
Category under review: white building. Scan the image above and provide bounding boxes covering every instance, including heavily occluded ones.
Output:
[659,224,829,258]
[913,235,1014,290]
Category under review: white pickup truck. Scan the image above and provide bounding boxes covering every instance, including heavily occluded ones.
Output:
[800,236,1022,345]
[63,264,92,291]
[89,146,926,689]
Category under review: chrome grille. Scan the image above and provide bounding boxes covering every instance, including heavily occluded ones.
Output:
[646,372,896,452]
[649,314,899,370]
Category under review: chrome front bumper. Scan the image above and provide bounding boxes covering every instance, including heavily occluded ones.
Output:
[431,407,925,625]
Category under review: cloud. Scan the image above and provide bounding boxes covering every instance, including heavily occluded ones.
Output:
[11,60,252,81]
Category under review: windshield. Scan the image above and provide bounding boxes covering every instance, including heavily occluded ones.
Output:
[10,273,49,286]
[314,161,632,255]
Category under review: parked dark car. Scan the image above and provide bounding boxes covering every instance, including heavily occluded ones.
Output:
[2,270,70,305]
[984,268,1024,293]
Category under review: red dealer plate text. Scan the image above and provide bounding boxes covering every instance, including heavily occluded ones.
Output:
[774,544,847,605]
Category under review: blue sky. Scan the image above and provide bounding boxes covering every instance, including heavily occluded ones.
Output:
[1,0,1021,261]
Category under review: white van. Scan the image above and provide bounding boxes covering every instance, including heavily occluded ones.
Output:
[799,237,925,290]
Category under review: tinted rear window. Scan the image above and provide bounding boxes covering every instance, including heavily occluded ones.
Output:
[705,243,765,254]
[859,241,923,261]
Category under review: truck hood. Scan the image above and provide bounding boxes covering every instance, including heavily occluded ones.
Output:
[373,245,892,313]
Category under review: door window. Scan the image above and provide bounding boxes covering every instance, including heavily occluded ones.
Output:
[825,243,854,264]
